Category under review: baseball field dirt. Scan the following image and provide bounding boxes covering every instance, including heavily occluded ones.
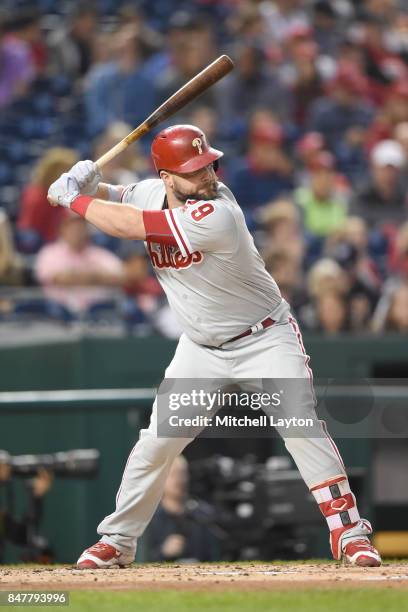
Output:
[1,561,408,611]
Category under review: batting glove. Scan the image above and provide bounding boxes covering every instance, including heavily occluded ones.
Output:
[68,160,101,196]
[48,173,80,208]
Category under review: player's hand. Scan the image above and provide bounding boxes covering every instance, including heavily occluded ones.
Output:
[68,160,102,196]
[47,173,80,208]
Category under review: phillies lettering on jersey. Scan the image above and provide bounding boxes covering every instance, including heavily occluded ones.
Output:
[122,178,287,347]
[147,242,203,270]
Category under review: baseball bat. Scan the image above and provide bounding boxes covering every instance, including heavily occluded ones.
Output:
[95,54,234,168]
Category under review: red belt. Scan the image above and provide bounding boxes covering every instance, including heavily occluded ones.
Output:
[226,316,275,344]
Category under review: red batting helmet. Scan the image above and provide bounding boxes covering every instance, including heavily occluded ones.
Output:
[151,124,223,174]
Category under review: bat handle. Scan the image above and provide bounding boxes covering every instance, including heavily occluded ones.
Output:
[95,123,150,170]
[95,140,129,169]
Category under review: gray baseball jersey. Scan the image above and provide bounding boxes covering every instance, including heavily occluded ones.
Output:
[122,178,288,347]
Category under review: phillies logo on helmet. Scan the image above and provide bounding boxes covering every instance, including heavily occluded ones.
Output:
[192,137,203,154]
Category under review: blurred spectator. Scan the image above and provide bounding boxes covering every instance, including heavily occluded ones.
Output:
[355,11,406,102]
[260,0,310,44]
[228,115,293,215]
[117,4,163,60]
[17,148,78,253]
[48,2,99,82]
[299,258,349,330]
[216,44,293,129]
[388,220,408,275]
[279,27,327,128]
[123,248,163,312]
[35,216,124,315]
[315,291,350,334]
[288,39,325,128]
[4,8,46,75]
[294,151,348,238]
[187,105,220,147]
[0,209,24,286]
[341,216,382,288]
[258,198,304,263]
[146,455,219,562]
[263,248,306,314]
[226,2,268,47]
[294,131,325,186]
[0,10,35,109]
[372,219,408,332]
[385,10,408,64]
[383,285,408,332]
[84,24,156,136]
[0,452,54,564]
[312,1,343,57]
[393,121,408,190]
[366,81,408,150]
[350,139,408,228]
[94,122,150,186]
[308,66,374,153]
[154,14,216,114]
[325,218,381,331]
[307,257,349,298]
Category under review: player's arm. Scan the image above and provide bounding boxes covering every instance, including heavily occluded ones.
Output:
[48,172,178,246]
[94,183,125,202]
[80,198,146,240]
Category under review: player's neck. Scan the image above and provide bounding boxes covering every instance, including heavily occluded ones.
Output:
[165,188,187,210]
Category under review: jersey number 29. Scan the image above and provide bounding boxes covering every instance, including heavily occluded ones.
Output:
[190,203,215,222]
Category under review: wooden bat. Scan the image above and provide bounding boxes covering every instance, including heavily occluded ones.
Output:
[95,54,234,168]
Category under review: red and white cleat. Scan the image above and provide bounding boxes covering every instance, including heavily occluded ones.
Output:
[76,541,133,569]
[342,538,382,567]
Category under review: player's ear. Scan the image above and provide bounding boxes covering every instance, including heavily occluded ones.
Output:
[160,170,173,189]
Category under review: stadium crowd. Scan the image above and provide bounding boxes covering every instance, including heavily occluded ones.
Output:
[0,0,408,335]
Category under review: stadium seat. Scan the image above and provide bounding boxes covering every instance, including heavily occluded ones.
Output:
[12,298,76,323]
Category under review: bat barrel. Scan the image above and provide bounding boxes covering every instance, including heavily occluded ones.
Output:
[144,55,234,131]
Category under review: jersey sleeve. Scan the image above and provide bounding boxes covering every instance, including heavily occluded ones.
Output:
[120,183,139,204]
[143,201,237,257]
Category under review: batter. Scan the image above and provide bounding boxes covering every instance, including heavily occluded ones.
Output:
[47,125,381,568]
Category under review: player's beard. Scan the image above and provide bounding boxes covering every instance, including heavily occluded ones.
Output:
[172,180,218,203]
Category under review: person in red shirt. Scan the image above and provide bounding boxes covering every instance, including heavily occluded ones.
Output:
[17,147,78,252]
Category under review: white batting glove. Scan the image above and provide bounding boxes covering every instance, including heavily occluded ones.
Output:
[48,173,80,208]
[68,160,101,195]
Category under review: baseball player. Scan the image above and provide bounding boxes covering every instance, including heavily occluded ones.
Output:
[48,125,381,568]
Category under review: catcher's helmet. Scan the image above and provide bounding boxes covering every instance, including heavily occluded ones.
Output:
[151,124,223,174]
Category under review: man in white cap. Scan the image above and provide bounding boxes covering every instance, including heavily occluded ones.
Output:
[351,139,408,227]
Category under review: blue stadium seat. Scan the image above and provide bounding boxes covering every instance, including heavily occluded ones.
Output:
[19,117,56,139]
[120,298,149,329]
[49,75,72,97]
[31,93,56,117]
[90,231,121,254]
[12,299,76,323]
[0,186,21,217]
[0,162,14,187]
[6,140,33,164]
[84,301,119,324]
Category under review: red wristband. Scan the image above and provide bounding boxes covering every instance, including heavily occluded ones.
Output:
[71,195,93,217]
